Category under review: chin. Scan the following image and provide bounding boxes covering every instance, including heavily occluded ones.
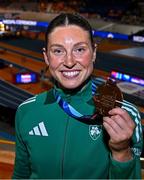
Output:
[62,84,80,90]
[59,80,82,89]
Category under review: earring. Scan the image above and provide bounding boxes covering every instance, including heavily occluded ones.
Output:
[92,58,95,62]
[42,48,46,53]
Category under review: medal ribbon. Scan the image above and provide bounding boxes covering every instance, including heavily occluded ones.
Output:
[53,79,104,124]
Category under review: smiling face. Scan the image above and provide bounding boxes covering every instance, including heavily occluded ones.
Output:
[43,25,96,89]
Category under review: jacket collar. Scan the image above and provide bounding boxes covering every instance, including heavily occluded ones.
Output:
[53,78,93,103]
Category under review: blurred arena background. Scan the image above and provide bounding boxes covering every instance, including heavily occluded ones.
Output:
[0,0,144,178]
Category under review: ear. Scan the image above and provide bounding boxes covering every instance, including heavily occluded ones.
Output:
[92,43,97,62]
[43,48,49,66]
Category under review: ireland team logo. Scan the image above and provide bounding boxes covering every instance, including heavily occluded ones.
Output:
[89,125,102,140]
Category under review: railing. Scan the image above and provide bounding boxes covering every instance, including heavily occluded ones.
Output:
[0,79,33,109]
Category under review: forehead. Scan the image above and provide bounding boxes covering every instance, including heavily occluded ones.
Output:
[48,25,90,44]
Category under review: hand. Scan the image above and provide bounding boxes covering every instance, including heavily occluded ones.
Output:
[103,107,135,162]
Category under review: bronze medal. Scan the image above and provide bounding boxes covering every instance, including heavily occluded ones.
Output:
[93,78,123,117]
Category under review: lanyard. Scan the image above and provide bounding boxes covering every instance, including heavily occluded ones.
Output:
[53,79,104,125]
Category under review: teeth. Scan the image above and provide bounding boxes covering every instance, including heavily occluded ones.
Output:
[62,71,79,77]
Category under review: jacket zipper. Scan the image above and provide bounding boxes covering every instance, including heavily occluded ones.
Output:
[61,116,69,178]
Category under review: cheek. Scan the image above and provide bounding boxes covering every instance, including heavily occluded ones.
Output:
[79,54,93,67]
[49,58,62,70]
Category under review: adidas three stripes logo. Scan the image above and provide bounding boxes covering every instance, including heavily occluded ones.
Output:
[29,122,48,136]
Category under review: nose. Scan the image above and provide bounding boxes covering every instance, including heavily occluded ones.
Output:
[63,53,76,68]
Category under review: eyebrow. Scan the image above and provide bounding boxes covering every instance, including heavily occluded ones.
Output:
[49,44,64,48]
[49,42,90,49]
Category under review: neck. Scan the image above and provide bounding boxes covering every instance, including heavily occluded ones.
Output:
[56,77,91,95]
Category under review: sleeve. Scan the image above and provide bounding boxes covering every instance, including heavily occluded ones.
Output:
[109,103,143,179]
[12,107,31,179]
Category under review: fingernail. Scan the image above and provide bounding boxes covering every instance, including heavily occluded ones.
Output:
[108,110,112,114]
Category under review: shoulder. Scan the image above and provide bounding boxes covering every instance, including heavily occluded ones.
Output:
[18,95,37,108]
[121,100,141,120]
[91,77,106,94]
[121,100,142,136]
[92,76,106,86]
[17,89,53,114]
[14,89,55,130]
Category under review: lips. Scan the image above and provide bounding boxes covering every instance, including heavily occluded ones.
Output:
[61,70,80,78]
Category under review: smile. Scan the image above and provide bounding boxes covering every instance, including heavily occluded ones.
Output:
[62,71,80,78]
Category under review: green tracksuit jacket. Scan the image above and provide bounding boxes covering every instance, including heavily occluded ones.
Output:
[12,79,143,179]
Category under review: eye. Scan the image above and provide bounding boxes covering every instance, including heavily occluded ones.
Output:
[53,49,64,55]
[73,46,87,55]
